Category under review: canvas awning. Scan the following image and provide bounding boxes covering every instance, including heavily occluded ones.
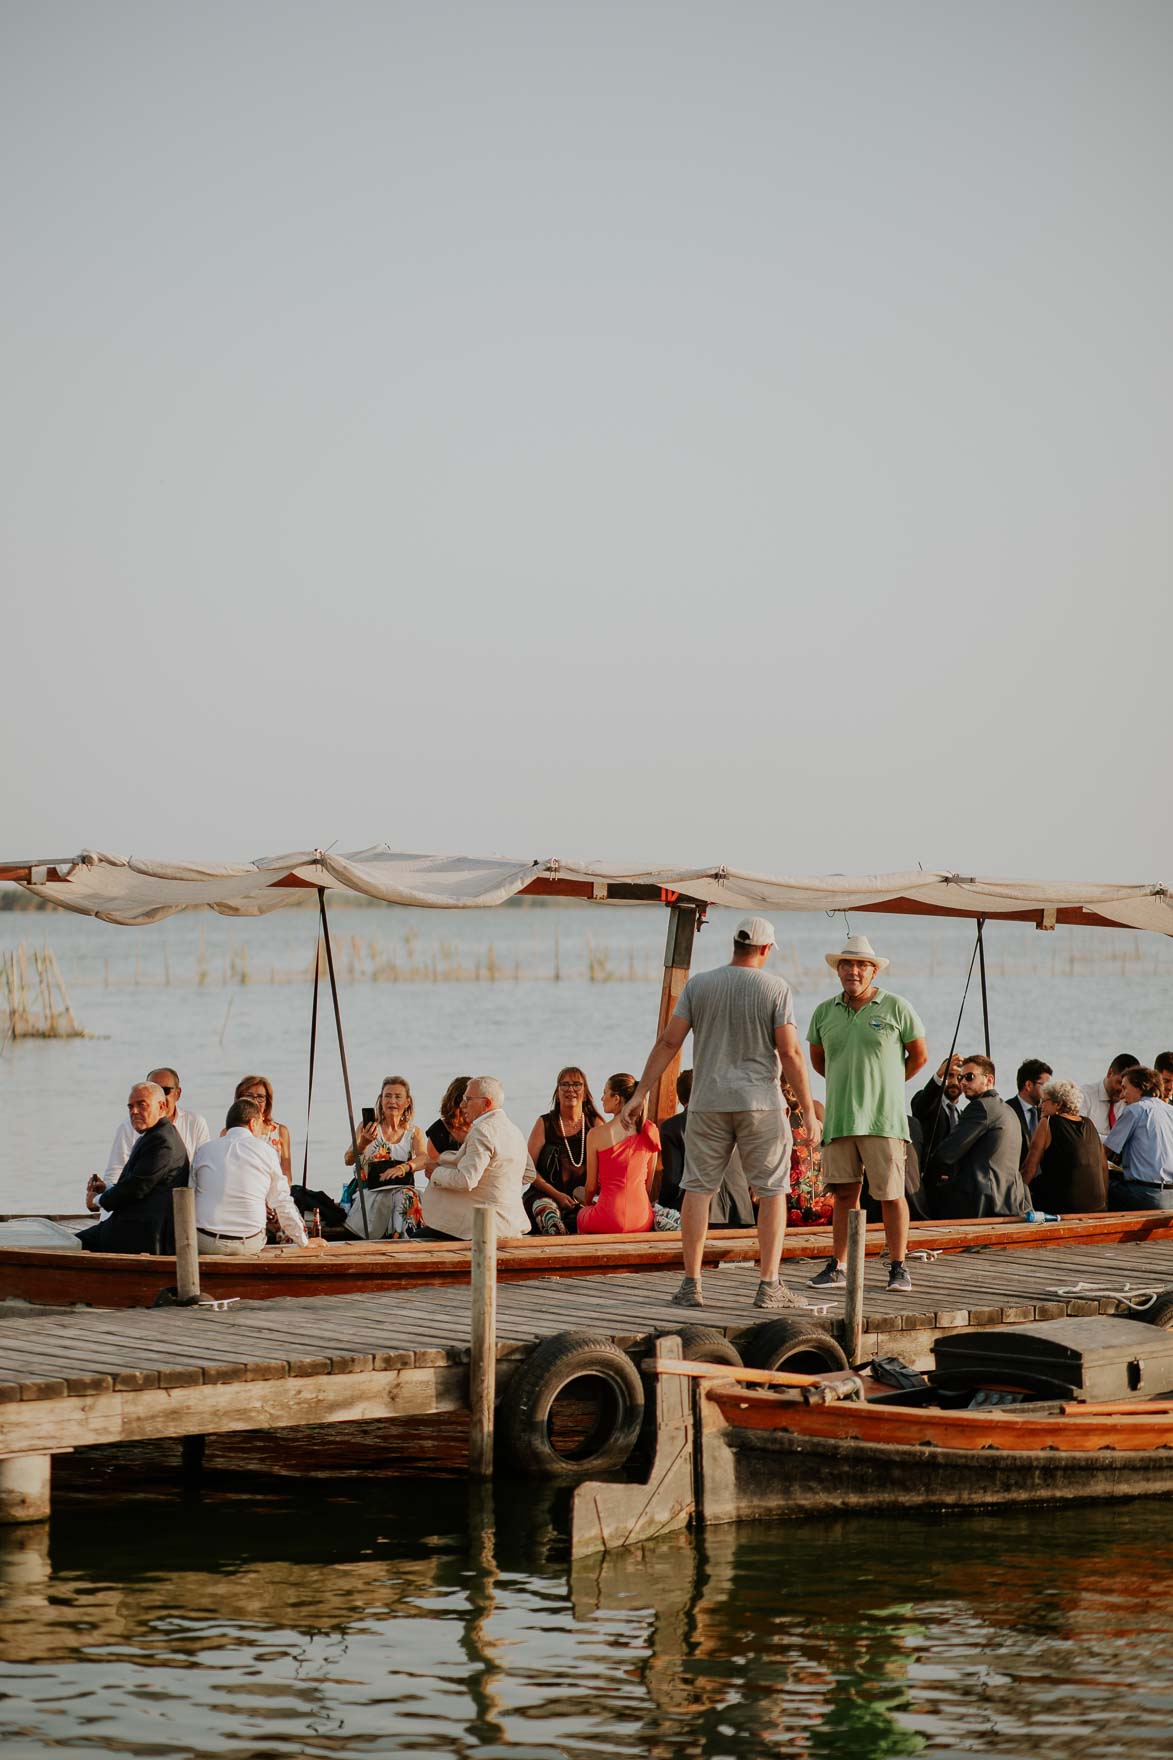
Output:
[2,848,1171,935]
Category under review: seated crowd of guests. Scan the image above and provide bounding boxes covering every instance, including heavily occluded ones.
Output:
[904,1049,1173,1219]
[78,1045,1173,1259]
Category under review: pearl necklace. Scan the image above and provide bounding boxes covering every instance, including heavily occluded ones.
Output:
[558,1112,586,1169]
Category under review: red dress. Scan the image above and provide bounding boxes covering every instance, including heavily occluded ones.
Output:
[576,1122,661,1235]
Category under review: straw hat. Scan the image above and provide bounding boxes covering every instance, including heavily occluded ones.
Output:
[825,933,889,974]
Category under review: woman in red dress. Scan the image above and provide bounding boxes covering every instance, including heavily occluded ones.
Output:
[577,1073,661,1235]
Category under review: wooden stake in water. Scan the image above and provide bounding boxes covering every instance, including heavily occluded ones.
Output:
[844,1207,867,1366]
[469,1206,498,1478]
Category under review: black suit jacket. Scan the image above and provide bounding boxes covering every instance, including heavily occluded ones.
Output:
[79,1117,189,1254]
[1006,1095,1033,1167]
[934,1091,1027,1219]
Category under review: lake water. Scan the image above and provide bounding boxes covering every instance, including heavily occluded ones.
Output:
[2,900,1171,1210]
[4,1444,1173,1760]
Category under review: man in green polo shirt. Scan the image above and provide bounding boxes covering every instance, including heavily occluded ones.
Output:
[807,934,927,1293]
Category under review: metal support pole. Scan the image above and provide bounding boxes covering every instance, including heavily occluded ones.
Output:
[319,889,368,1236]
[844,1208,867,1366]
[976,916,991,1059]
[172,1187,200,1304]
[469,1206,498,1478]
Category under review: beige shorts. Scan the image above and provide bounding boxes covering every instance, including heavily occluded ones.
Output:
[682,1108,792,1198]
[821,1136,907,1203]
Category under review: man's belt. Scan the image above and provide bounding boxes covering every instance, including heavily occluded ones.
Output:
[196,1227,264,1241]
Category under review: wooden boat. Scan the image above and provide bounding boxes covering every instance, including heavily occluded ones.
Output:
[4,1210,1173,1309]
[695,1315,1173,1516]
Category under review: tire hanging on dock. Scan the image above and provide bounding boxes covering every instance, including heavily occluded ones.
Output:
[496,1331,645,1482]
[658,1326,743,1367]
[740,1317,849,1375]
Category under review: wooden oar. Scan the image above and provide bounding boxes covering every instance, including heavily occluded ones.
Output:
[644,1356,850,1390]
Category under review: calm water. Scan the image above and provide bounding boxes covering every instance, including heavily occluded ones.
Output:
[2,901,1171,1210]
[3,1452,1173,1760]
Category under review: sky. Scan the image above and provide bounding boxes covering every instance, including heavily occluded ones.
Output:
[3,1,1172,884]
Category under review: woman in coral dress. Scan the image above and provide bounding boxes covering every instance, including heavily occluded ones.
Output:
[576,1073,661,1235]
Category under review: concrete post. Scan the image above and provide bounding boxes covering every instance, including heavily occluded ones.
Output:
[0,1454,51,1524]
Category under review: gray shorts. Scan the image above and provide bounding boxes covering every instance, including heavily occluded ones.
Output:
[682,1108,792,1198]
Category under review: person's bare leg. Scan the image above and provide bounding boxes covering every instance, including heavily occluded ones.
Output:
[830,1184,862,1263]
[756,1193,787,1281]
[880,1195,909,1264]
[681,1189,712,1279]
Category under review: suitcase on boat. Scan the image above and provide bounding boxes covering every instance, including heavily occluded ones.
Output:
[932,1315,1173,1402]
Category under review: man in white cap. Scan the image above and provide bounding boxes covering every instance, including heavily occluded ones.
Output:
[621,915,821,1310]
[806,934,927,1293]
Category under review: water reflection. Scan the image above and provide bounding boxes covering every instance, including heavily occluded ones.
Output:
[3,1466,1173,1758]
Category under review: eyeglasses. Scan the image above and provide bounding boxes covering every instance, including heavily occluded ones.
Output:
[959,1073,980,1083]
[558,1081,585,1091]
[241,1090,267,1102]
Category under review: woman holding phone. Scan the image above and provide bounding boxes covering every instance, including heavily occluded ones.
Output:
[343,1076,427,1238]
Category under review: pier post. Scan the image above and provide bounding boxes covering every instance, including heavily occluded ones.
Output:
[844,1208,866,1365]
[173,1187,200,1304]
[0,1454,51,1524]
[652,902,699,1123]
[469,1206,497,1477]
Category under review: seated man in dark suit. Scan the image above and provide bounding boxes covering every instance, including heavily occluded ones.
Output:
[1007,1058,1053,1167]
[78,1082,189,1254]
[929,1054,1027,1218]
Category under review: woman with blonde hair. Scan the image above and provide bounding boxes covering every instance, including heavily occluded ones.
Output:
[343,1075,428,1239]
[234,1075,292,1181]
[577,1073,665,1235]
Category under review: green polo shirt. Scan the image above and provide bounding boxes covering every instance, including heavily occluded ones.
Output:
[807,988,924,1144]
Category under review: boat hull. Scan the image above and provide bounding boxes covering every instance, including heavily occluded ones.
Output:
[709,1419,1173,1519]
[2,1210,1172,1309]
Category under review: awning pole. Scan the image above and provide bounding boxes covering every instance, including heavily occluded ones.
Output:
[922,927,981,1170]
[651,901,700,1124]
[300,909,322,1190]
[977,916,992,1059]
[319,887,368,1236]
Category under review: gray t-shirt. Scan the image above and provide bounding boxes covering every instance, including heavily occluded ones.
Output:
[673,964,796,1112]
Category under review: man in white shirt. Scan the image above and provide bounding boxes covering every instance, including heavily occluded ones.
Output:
[420,1077,533,1240]
[190,1098,307,1255]
[1082,1053,1141,1141]
[105,1066,210,1179]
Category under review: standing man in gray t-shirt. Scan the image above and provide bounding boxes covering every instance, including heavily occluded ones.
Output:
[622,915,822,1310]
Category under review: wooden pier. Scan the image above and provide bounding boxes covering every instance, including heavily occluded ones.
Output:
[3,1234,1173,1522]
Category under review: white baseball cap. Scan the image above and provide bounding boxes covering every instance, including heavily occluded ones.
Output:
[734,916,777,949]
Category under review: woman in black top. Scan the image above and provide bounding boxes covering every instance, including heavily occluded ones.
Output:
[525,1066,602,1231]
[1022,1080,1107,1213]
[425,1076,472,1162]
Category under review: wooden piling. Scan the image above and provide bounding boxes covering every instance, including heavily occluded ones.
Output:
[651,903,699,1123]
[469,1206,497,1477]
[844,1208,866,1364]
[172,1188,200,1304]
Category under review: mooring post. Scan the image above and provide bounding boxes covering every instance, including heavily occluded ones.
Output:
[0,1454,51,1524]
[651,902,699,1124]
[469,1205,497,1477]
[172,1187,200,1304]
[844,1207,866,1365]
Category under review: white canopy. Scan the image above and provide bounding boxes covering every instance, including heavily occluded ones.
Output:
[6,848,1172,935]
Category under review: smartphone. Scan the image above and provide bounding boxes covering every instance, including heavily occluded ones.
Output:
[361,1106,376,1128]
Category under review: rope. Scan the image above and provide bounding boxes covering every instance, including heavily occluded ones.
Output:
[1052,1282,1163,1312]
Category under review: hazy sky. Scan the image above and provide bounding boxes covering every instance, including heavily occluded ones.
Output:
[4,2,1171,883]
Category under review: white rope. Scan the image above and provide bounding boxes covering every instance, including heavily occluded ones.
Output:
[1051,1281,1164,1313]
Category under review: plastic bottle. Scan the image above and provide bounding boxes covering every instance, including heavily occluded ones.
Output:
[1024,1209,1061,1224]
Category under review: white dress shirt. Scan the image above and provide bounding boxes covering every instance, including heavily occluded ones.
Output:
[422,1107,533,1240]
[105,1108,210,1179]
[191,1127,307,1243]
[1081,1080,1128,1142]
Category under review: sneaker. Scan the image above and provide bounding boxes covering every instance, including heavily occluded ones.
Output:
[670,1276,705,1308]
[753,1278,801,1310]
[887,1261,913,1293]
[808,1259,847,1289]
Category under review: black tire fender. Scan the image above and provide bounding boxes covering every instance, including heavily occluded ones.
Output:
[659,1326,743,1368]
[1143,1290,1173,1329]
[497,1331,644,1482]
[740,1317,849,1374]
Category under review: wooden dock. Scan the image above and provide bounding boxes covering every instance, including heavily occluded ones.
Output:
[3,1235,1173,1522]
